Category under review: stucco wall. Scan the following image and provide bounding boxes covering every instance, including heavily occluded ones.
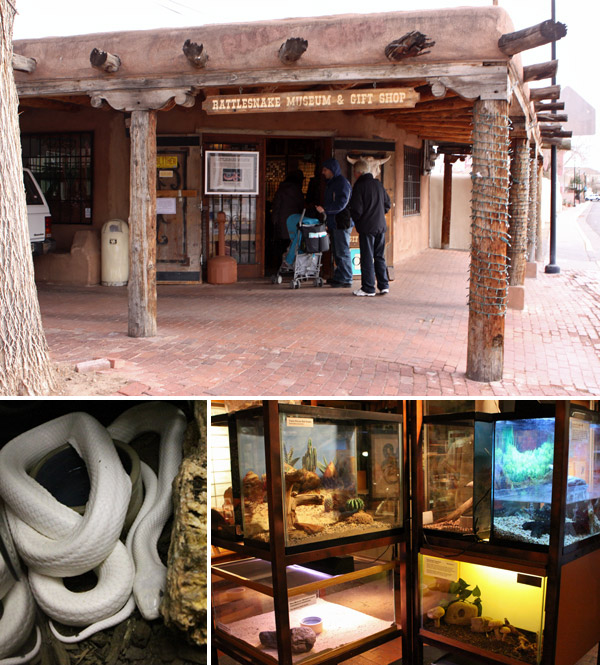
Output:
[19,102,430,262]
[429,172,472,251]
[14,7,513,86]
[19,106,130,251]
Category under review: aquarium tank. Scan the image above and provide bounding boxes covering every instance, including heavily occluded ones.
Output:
[419,554,546,665]
[493,418,556,547]
[221,404,403,551]
[564,409,600,548]
[212,554,397,664]
[422,418,493,540]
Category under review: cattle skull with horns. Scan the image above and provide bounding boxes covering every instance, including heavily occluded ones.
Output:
[347,155,391,177]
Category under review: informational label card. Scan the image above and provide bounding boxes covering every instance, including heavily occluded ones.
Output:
[286,416,314,428]
[423,555,458,581]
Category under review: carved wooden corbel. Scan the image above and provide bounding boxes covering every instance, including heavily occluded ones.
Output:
[89,88,197,112]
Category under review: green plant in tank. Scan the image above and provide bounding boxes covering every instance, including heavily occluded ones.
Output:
[302,438,317,472]
[284,445,300,469]
[441,578,483,617]
[346,498,365,513]
[502,436,554,486]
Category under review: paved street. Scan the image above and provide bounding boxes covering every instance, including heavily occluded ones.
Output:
[37,203,600,396]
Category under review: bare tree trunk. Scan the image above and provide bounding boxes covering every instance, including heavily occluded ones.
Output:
[0,0,59,395]
[466,99,510,383]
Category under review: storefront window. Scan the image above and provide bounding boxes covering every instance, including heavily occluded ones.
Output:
[22,132,93,225]
[403,146,421,216]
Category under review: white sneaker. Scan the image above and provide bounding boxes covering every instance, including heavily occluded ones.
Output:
[353,288,376,297]
[379,288,390,295]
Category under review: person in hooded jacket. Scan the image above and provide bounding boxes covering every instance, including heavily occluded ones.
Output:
[315,158,353,288]
[349,159,391,296]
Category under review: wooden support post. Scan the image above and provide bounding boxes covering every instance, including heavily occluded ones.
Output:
[527,151,538,263]
[466,99,510,383]
[128,109,157,338]
[507,137,530,286]
[535,158,544,262]
[441,154,454,249]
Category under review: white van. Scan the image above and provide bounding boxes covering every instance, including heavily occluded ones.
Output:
[24,168,54,255]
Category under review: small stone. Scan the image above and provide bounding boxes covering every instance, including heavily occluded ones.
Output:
[259,627,317,653]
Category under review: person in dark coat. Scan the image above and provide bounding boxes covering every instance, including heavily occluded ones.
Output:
[348,159,391,296]
[271,170,305,260]
[316,158,353,288]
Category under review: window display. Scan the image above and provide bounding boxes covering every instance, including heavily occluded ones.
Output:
[213,554,396,664]
[422,417,493,540]
[212,404,403,552]
[419,554,546,665]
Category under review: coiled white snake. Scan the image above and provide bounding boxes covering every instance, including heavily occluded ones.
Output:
[0,401,186,658]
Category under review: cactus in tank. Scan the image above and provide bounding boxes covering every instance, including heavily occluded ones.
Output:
[302,438,317,472]
[284,445,300,469]
[346,497,365,514]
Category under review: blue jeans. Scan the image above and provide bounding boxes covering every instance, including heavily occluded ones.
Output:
[330,227,353,284]
[359,231,388,294]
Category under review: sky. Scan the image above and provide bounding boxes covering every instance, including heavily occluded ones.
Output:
[11,0,600,170]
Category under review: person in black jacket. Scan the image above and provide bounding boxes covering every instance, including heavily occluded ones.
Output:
[348,159,391,296]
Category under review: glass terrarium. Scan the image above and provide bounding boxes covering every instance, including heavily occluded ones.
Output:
[216,404,403,551]
[493,418,556,547]
[419,554,546,665]
[210,413,243,542]
[422,416,493,539]
[212,554,397,664]
[564,408,600,548]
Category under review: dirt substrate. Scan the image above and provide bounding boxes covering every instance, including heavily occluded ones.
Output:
[34,612,207,665]
[424,620,538,665]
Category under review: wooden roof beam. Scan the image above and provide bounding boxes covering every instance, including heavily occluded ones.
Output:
[12,53,36,73]
[534,101,564,112]
[385,31,435,61]
[537,112,568,123]
[90,48,121,73]
[523,60,558,82]
[279,38,308,64]
[498,20,567,56]
[182,40,209,68]
[529,85,561,101]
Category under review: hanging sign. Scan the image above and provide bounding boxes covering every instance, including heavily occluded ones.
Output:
[203,87,419,115]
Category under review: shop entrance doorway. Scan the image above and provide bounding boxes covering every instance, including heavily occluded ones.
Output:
[265,137,330,273]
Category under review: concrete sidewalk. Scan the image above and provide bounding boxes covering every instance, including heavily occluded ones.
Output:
[38,204,600,396]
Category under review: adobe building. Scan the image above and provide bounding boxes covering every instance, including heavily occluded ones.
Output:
[12,7,567,380]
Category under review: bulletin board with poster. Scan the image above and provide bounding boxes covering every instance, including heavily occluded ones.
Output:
[205,151,259,195]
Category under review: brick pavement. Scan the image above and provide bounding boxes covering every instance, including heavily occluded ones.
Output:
[37,204,600,397]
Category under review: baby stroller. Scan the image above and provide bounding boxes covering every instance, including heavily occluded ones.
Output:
[272,210,329,289]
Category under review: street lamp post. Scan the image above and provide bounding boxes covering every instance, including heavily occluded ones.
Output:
[545,0,560,273]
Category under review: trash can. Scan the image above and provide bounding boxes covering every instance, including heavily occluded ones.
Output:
[101,219,129,286]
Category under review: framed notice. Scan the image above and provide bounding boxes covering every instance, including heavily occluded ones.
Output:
[205,151,259,195]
